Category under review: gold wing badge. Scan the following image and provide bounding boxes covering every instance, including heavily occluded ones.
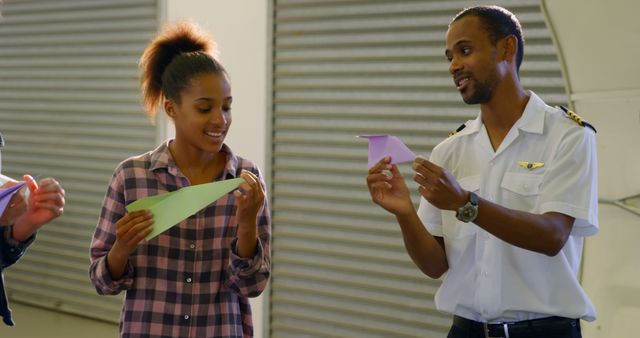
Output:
[518,161,544,170]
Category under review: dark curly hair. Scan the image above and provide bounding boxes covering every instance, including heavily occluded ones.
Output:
[139,22,227,120]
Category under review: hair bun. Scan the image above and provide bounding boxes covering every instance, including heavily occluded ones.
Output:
[139,22,219,120]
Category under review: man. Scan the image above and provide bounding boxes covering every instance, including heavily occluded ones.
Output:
[366,5,597,338]
[0,133,66,326]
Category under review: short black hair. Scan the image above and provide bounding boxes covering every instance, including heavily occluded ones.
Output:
[451,5,524,73]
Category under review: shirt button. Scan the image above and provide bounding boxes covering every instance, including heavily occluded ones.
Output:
[189,243,195,249]
[483,271,488,277]
[184,315,190,320]
[186,277,192,283]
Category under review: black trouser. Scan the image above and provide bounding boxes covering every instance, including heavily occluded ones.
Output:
[448,315,582,338]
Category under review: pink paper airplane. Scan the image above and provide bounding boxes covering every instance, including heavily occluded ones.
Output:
[358,134,417,168]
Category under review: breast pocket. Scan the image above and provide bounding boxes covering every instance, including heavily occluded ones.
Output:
[499,172,543,212]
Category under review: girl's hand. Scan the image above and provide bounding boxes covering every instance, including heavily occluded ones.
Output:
[106,210,153,280]
[233,170,265,258]
[234,170,265,234]
[111,210,154,258]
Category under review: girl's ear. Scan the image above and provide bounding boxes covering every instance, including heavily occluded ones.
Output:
[164,100,176,118]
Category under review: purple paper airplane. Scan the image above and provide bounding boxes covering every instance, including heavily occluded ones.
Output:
[358,134,417,168]
[0,177,36,217]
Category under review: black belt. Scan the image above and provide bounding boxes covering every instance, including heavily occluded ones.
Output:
[452,315,579,338]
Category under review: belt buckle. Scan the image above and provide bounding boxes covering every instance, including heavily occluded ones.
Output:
[484,322,510,338]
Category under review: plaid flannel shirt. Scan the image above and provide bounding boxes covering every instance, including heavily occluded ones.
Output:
[89,141,271,338]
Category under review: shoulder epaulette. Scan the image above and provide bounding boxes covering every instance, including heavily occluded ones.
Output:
[558,106,596,133]
[448,123,466,137]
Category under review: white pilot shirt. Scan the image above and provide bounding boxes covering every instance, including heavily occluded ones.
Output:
[417,91,598,323]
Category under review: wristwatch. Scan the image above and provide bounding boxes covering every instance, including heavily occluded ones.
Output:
[455,191,479,223]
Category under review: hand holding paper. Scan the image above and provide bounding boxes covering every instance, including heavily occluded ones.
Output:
[234,170,265,226]
[12,176,66,242]
[358,134,417,168]
[362,135,417,216]
[0,175,36,225]
[126,178,244,240]
[233,170,266,258]
[365,154,415,216]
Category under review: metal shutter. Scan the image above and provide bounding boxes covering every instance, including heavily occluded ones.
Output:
[269,0,567,337]
[0,0,157,322]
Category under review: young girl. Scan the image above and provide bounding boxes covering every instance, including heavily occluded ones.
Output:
[89,22,271,338]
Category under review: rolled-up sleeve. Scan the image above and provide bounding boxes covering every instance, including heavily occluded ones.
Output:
[224,169,271,298]
[88,166,134,295]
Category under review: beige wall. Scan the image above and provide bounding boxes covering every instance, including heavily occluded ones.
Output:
[163,1,270,337]
[542,1,640,337]
[161,0,269,171]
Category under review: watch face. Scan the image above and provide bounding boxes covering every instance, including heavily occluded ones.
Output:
[463,209,474,218]
[458,204,478,222]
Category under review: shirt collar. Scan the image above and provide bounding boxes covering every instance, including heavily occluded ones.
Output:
[456,115,482,137]
[514,91,545,135]
[149,139,240,179]
[456,91,546,137]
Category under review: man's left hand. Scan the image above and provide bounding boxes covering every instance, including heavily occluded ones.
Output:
[0,176,28,225]
[412,156,468,211]
[13,175,65,241]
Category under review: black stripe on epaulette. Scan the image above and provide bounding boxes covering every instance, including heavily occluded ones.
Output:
[559,106,597,133]
[448,123,466,137]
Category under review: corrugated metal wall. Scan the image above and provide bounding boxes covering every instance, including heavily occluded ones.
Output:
[269,0,567,337]
[0,0,157,322]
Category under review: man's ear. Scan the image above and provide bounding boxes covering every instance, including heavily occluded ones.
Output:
[164,100,176,118]
[501,34,518,64]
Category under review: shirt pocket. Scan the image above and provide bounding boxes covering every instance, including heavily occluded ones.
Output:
[499,172,543,211]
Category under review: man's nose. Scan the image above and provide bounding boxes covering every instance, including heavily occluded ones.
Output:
[449,57,462,75]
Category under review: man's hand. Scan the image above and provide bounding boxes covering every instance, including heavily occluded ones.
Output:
[366,156,414,216]
[412,156,468,211]
[0,175,27,225]
[12,175,66,241]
